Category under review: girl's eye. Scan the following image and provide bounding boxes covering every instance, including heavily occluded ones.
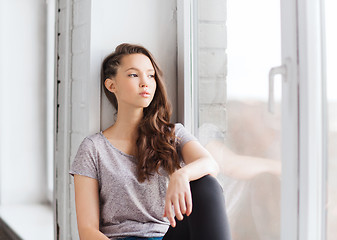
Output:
[149,74,155,78]
[128,74,138,77]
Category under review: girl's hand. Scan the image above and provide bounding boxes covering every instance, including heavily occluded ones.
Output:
[163,170,192,227]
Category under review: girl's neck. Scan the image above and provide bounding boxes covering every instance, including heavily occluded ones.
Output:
[108,106,144,140]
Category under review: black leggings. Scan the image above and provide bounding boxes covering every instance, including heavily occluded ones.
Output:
[163,175,231,240]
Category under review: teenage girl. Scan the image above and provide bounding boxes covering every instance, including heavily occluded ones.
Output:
[70,43,231,240]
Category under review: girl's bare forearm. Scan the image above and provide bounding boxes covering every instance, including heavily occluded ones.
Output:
[79,228,110,240]
[175,157,219,181]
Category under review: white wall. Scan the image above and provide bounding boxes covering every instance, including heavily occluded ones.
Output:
[90,0,178,129]
[0,0,47,204]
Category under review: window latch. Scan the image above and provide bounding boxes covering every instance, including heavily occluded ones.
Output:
[268,58,291,113]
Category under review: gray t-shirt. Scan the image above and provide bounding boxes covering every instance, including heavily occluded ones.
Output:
[69,123,197,239]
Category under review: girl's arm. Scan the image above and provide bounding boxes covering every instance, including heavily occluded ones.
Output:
[74,175,110,240]
[164,140,219,227]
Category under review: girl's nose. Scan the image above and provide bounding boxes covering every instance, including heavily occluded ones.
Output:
[139,75,149,88]
[139,83,148,88]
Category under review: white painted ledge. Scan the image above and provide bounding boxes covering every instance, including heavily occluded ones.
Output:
[0,204,54,240]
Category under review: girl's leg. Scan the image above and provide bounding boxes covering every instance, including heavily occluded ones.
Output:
[163,175,231,240]
[188,175,231,240]
[162,214,190,239]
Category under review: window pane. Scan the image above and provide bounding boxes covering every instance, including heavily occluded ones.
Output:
[194,1,282,239]
[325,1,337,239]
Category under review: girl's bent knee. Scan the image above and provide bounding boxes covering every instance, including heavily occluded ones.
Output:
[190,175,224,203]
[190,175,223,192]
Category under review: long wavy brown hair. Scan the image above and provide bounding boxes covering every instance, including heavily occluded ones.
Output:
[101,43,180,182]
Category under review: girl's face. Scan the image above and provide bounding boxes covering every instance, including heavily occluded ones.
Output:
[107,53,157,109]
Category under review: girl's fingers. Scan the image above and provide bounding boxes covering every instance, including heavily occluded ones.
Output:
[179,194,187,215]
[185,191,193,216]
[165,200,176,227]
[173,198,183,221]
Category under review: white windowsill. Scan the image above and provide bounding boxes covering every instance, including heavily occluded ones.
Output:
[0,204,54,240]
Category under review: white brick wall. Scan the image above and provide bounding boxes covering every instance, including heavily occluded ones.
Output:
[199,23,227,49]
[198,0,227,22]
[56,0,94,238]
[55,0,73,237]
[199,78,227,104]
[197,0,227,134]
[199,49,227,78]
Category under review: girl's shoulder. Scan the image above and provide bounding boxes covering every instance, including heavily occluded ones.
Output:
[86,131,104,141]
[173,123,198,148]
[81,131,108,146]
[173,122,194,136]
[74,131,110,157]
[174,122,183,129]
[173,122,187,133]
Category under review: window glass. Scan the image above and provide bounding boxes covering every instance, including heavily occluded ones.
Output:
[194,1,282,239]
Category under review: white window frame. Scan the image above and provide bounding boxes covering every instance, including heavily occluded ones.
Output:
[280,0,299,238]
[297,0,327,239]
[46,0,56,204]
[177,0,193,131]
[177,0,200,136]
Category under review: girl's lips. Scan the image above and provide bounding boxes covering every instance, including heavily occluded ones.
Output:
[139,92,151,97]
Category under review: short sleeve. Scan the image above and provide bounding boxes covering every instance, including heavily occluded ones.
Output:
[69,137,98,179]
[175,123,198,151]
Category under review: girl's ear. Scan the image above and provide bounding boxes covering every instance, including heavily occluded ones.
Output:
[105,78,117,93]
